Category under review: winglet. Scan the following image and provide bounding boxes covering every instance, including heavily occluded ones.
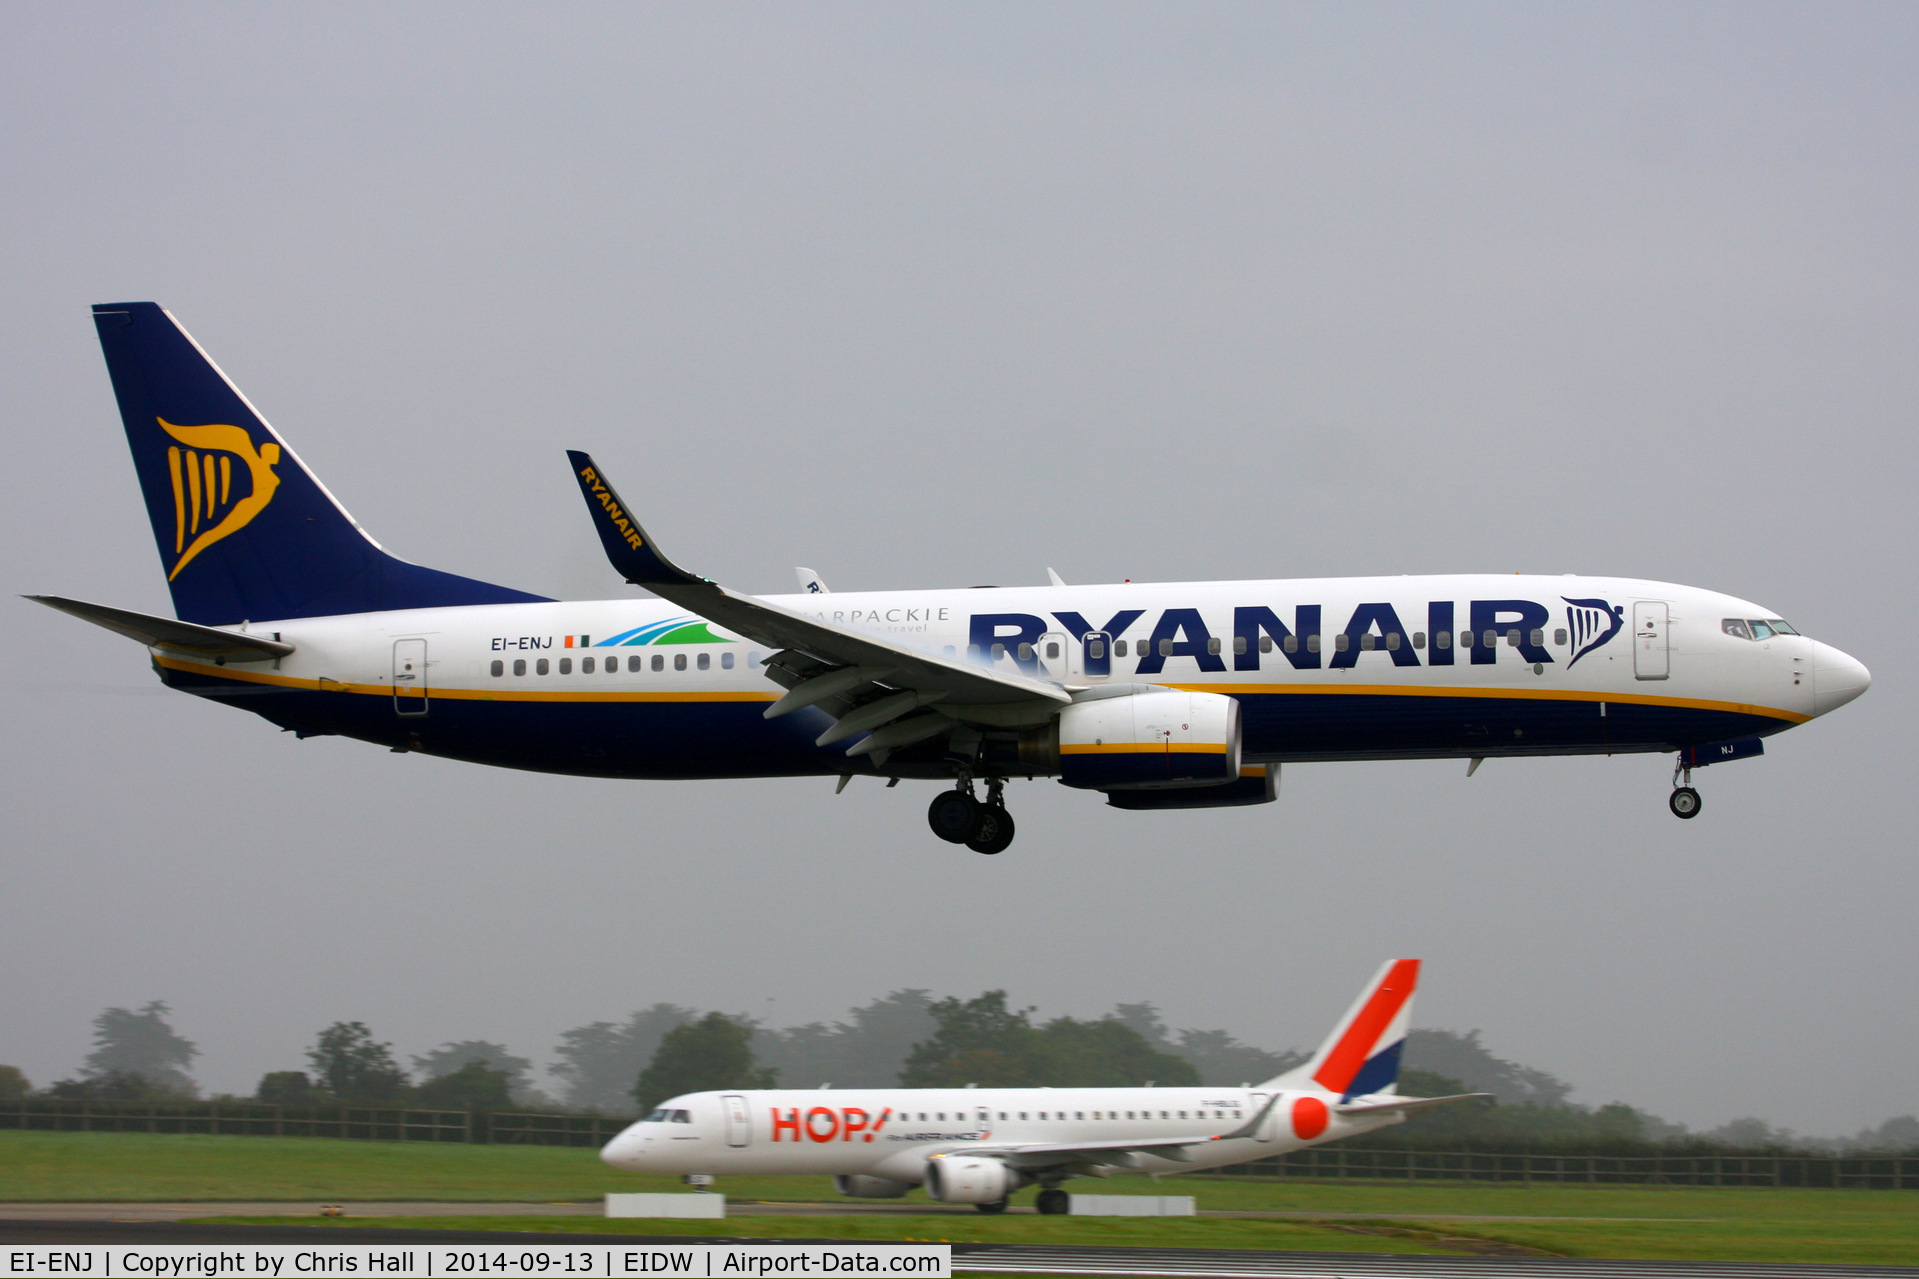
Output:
[566,450,706,589]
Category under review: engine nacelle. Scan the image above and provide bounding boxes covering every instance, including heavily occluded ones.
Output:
[833,1174,912,1199]
[1105,764,1276,809]
[1051,689,1241,790]
[922,1155,1020,1204]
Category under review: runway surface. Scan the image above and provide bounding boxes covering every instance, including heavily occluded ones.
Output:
[1,1219,1912,1279]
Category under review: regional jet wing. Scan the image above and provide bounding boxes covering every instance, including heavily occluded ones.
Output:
[26,595,294,660]
[567,451,1068,757]
[967,1094,1290,1169]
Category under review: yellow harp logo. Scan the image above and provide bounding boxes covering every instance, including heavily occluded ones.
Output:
[157,418,283,580]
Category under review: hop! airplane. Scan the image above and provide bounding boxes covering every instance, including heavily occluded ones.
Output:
[34,304,1871,852]
[601,959,1470,1213]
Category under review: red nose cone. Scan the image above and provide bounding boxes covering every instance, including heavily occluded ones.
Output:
[1292,1095,1329,1140]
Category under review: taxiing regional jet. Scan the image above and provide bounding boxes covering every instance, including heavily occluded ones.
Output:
[33,303,1871,852]
[600,959,1472,1213]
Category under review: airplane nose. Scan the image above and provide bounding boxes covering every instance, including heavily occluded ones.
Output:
[601,1126,646,1170]
[1811,642,1871,716]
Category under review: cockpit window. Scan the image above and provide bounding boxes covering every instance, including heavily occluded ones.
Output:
[671,1109,692,1123]
[1724,618,1800,641]
[644,1108,670,1122]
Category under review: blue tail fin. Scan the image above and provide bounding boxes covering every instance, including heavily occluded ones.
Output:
[93,303,549,625]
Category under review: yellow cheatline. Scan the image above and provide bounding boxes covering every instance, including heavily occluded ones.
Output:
[153,657,778,704]
[1174,681,1808,725]
[1059,741,1229,755]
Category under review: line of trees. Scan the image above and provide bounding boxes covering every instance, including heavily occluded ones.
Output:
[6,996,1916,1156]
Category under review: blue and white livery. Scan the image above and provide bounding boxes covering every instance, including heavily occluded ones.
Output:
[33,303,1872,851]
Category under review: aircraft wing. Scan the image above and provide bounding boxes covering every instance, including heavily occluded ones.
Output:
[566,452,1068,757]
[26,594,294,660]
[965,1093,1288,1169]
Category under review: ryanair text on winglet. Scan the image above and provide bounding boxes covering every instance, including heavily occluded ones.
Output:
[579,465,645,551]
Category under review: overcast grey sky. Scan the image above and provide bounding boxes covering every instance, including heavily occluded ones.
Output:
[4,2,1914,1136]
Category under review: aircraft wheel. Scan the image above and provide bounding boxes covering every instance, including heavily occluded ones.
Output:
[967,806,1016,855]
[927,790,982,843]
[975,1198,1008,1215]
[1035,1188,1069,1215]
[1669,787,1702,820]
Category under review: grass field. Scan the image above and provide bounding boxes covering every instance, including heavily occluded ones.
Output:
[6,1132,1917,1265]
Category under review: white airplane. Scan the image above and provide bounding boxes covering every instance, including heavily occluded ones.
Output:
[34,303,1871,852]
[601,959,1476,1213]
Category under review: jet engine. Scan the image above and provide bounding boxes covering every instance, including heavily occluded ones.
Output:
[923,1156,1020,1204]
[833,1174,912,1199]
[1026,689,1241,790]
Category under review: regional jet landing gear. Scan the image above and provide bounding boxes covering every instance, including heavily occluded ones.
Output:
[1669,758,1702,820]
[926,773,1017,854]
[1035,1187,1070,1215]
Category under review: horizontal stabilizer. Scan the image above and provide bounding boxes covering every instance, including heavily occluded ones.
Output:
[26,594,293,659]
[1336,1093,1491,1117]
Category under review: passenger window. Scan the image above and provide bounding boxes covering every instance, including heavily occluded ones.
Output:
[991,643,1006,661]
[558,657,572,674]
[1481,629,1496,648]
[942,645,956,658]
[1530,629,1544,647]
[1017,642,1034,661]
[536,658,549,675]
[628,655,641,672]
[1114,640,1127,657]
[1434,630,1450,649]
[1722,619,1752,640]
[1506,628,1520,647]
[1359,633,1374,651]
[513,659,526,676]
[1279,635,1293,654]
[1019,1112,1027,1120]
[1206,637,1222,655]
[1076,1111,1084,1120]
[1386,632,1400,650]
[697,653,710,670]
[1555,628,1569,646]
[582,656,596,673]
[1261,636,1275,654]
[1088,639,1106,659]
[1335,633,1351,652]
[674,653,687,671]
[722,652,735,669]
[1413,631,1426,649]
[1234,636,1248,655]
[652,654,664,672]
[490,660,504,677]
[937,1112,945,1121]
[1045,642,1059,659]
[1306,634,1320,653]
[1159,639,1174,657]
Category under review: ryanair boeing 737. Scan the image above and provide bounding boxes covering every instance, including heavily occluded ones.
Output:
[33,303,1871,852]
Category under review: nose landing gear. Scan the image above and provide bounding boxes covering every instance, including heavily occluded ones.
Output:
[925,774,1018,853]
[1669,758,1702,819]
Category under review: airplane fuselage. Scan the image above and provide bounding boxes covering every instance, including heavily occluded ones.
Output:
[151,574,1863,781]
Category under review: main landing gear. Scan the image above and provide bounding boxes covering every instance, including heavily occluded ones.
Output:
[1669,757,1702,820]
[927,775,1017,854]
[1035,1187,1069,1215]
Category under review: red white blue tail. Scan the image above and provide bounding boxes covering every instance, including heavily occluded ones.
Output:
[1266,958,1420,1100]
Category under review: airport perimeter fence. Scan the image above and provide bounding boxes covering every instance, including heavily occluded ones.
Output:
[0,1099,626,1147]
[6,1101,1915,1188]
[1201,1146,1919,1190]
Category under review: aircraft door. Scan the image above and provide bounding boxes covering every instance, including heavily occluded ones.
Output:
[393,639,428,715]
[1035,632,1070,680]
[722,1094,751,1148]
[1633,602,1669,681]
[1250,1093,1274,1142]
[1078,632,1112,681]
